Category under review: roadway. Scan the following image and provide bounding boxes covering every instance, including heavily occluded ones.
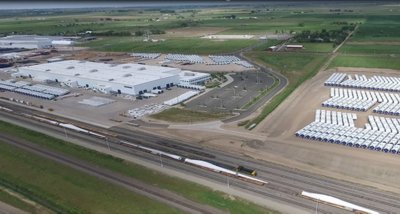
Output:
[1,100,399,214]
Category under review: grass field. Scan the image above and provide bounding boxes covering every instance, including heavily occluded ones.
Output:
[329,54,400,70]
[244,52,328,128]
[301,42,335,53]
[252,39,281,51]
[0,140,181,214]
[83,37,258,54]
[351,15,400,42]
[339,44,400,54]
[0,189,39,214]
[0,120,278,214]
[151,107,230,122]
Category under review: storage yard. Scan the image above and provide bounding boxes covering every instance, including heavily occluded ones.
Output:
[129,53,255,72]
[295,72,400,155]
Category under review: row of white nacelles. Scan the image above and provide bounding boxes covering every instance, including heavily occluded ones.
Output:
[322,97,375,112]
[324,73,347,85]
[339,79,400,92]
[166,54,204,64]
[296,128,400,154]
[374,103,400,116]
[234,61,254,68]
[208,55,240,64]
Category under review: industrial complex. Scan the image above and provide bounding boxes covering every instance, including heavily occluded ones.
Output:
[14,60,210,95]
[1,2,400,214]
[0,35,75,49]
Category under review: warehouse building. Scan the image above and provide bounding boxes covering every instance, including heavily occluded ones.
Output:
[14,60,210,95]
[0,35,75,49]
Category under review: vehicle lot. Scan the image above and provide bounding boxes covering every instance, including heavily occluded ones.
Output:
[186,71,275,112]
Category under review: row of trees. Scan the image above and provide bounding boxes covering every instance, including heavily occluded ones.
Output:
[293,25,355,45]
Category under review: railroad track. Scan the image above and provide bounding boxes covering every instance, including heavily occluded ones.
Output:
[0,101,398,213]
[111,127,400,213]
[0,133,223,214]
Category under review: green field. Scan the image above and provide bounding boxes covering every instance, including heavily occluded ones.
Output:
[252,39,281,51]
[329,54,400,70]
[0,120,278,214]
[83,37,258,54]
[151,107,230,122]
[0,189,40,214]
[339,44,400,54]
[0,140,181,214]
[351,15,400,42]
[244,52,328,128]
[301,42,335,53]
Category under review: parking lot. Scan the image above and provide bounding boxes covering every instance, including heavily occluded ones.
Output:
[186,71,275,112]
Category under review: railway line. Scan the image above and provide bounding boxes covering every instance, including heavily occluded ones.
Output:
[111,127,399,214]
[0,100,398,213]
[0,133,224,214]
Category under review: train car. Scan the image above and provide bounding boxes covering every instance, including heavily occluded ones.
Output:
[237,165,257,176]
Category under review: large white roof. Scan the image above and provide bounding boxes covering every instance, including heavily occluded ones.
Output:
[20,60,180,86]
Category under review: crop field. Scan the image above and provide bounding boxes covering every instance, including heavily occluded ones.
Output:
[0,120,276,214]
[329,54,400,70]
[83,37,259,54]
[0,140,181,214]
[351,15,400,42]
[339,44,400,55]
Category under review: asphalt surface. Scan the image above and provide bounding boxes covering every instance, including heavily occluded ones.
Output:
[0,132,225,214]
[186,71,275,112]
[2,101,400,214]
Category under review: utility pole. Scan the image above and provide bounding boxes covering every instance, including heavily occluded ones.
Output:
[227,175,230,188]
[64,127,68,139]
[159,153,163,167]
[315,200,319,214]
[106,138,110,151]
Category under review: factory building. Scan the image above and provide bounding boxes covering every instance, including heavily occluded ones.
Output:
[14,60,210,95]
[0,35,75,49]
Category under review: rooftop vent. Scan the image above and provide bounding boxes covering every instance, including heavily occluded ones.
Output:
[108,78,114,81]
[123,65,131,69]
[109,64,117,67]
[139,67,146,70]
[74,73,80,76]
[67,66,75,69]
[90,69,98,73]
[124,74,132,77]
[45,69,51,71]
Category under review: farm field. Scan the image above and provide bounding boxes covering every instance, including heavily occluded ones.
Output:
[0,140,181,214]
[82,37,259,54]
[329,54,400,70]
[350,15,400,42]
[0,121,276,214]
[244,52,328,127]
[339,44,400,54]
